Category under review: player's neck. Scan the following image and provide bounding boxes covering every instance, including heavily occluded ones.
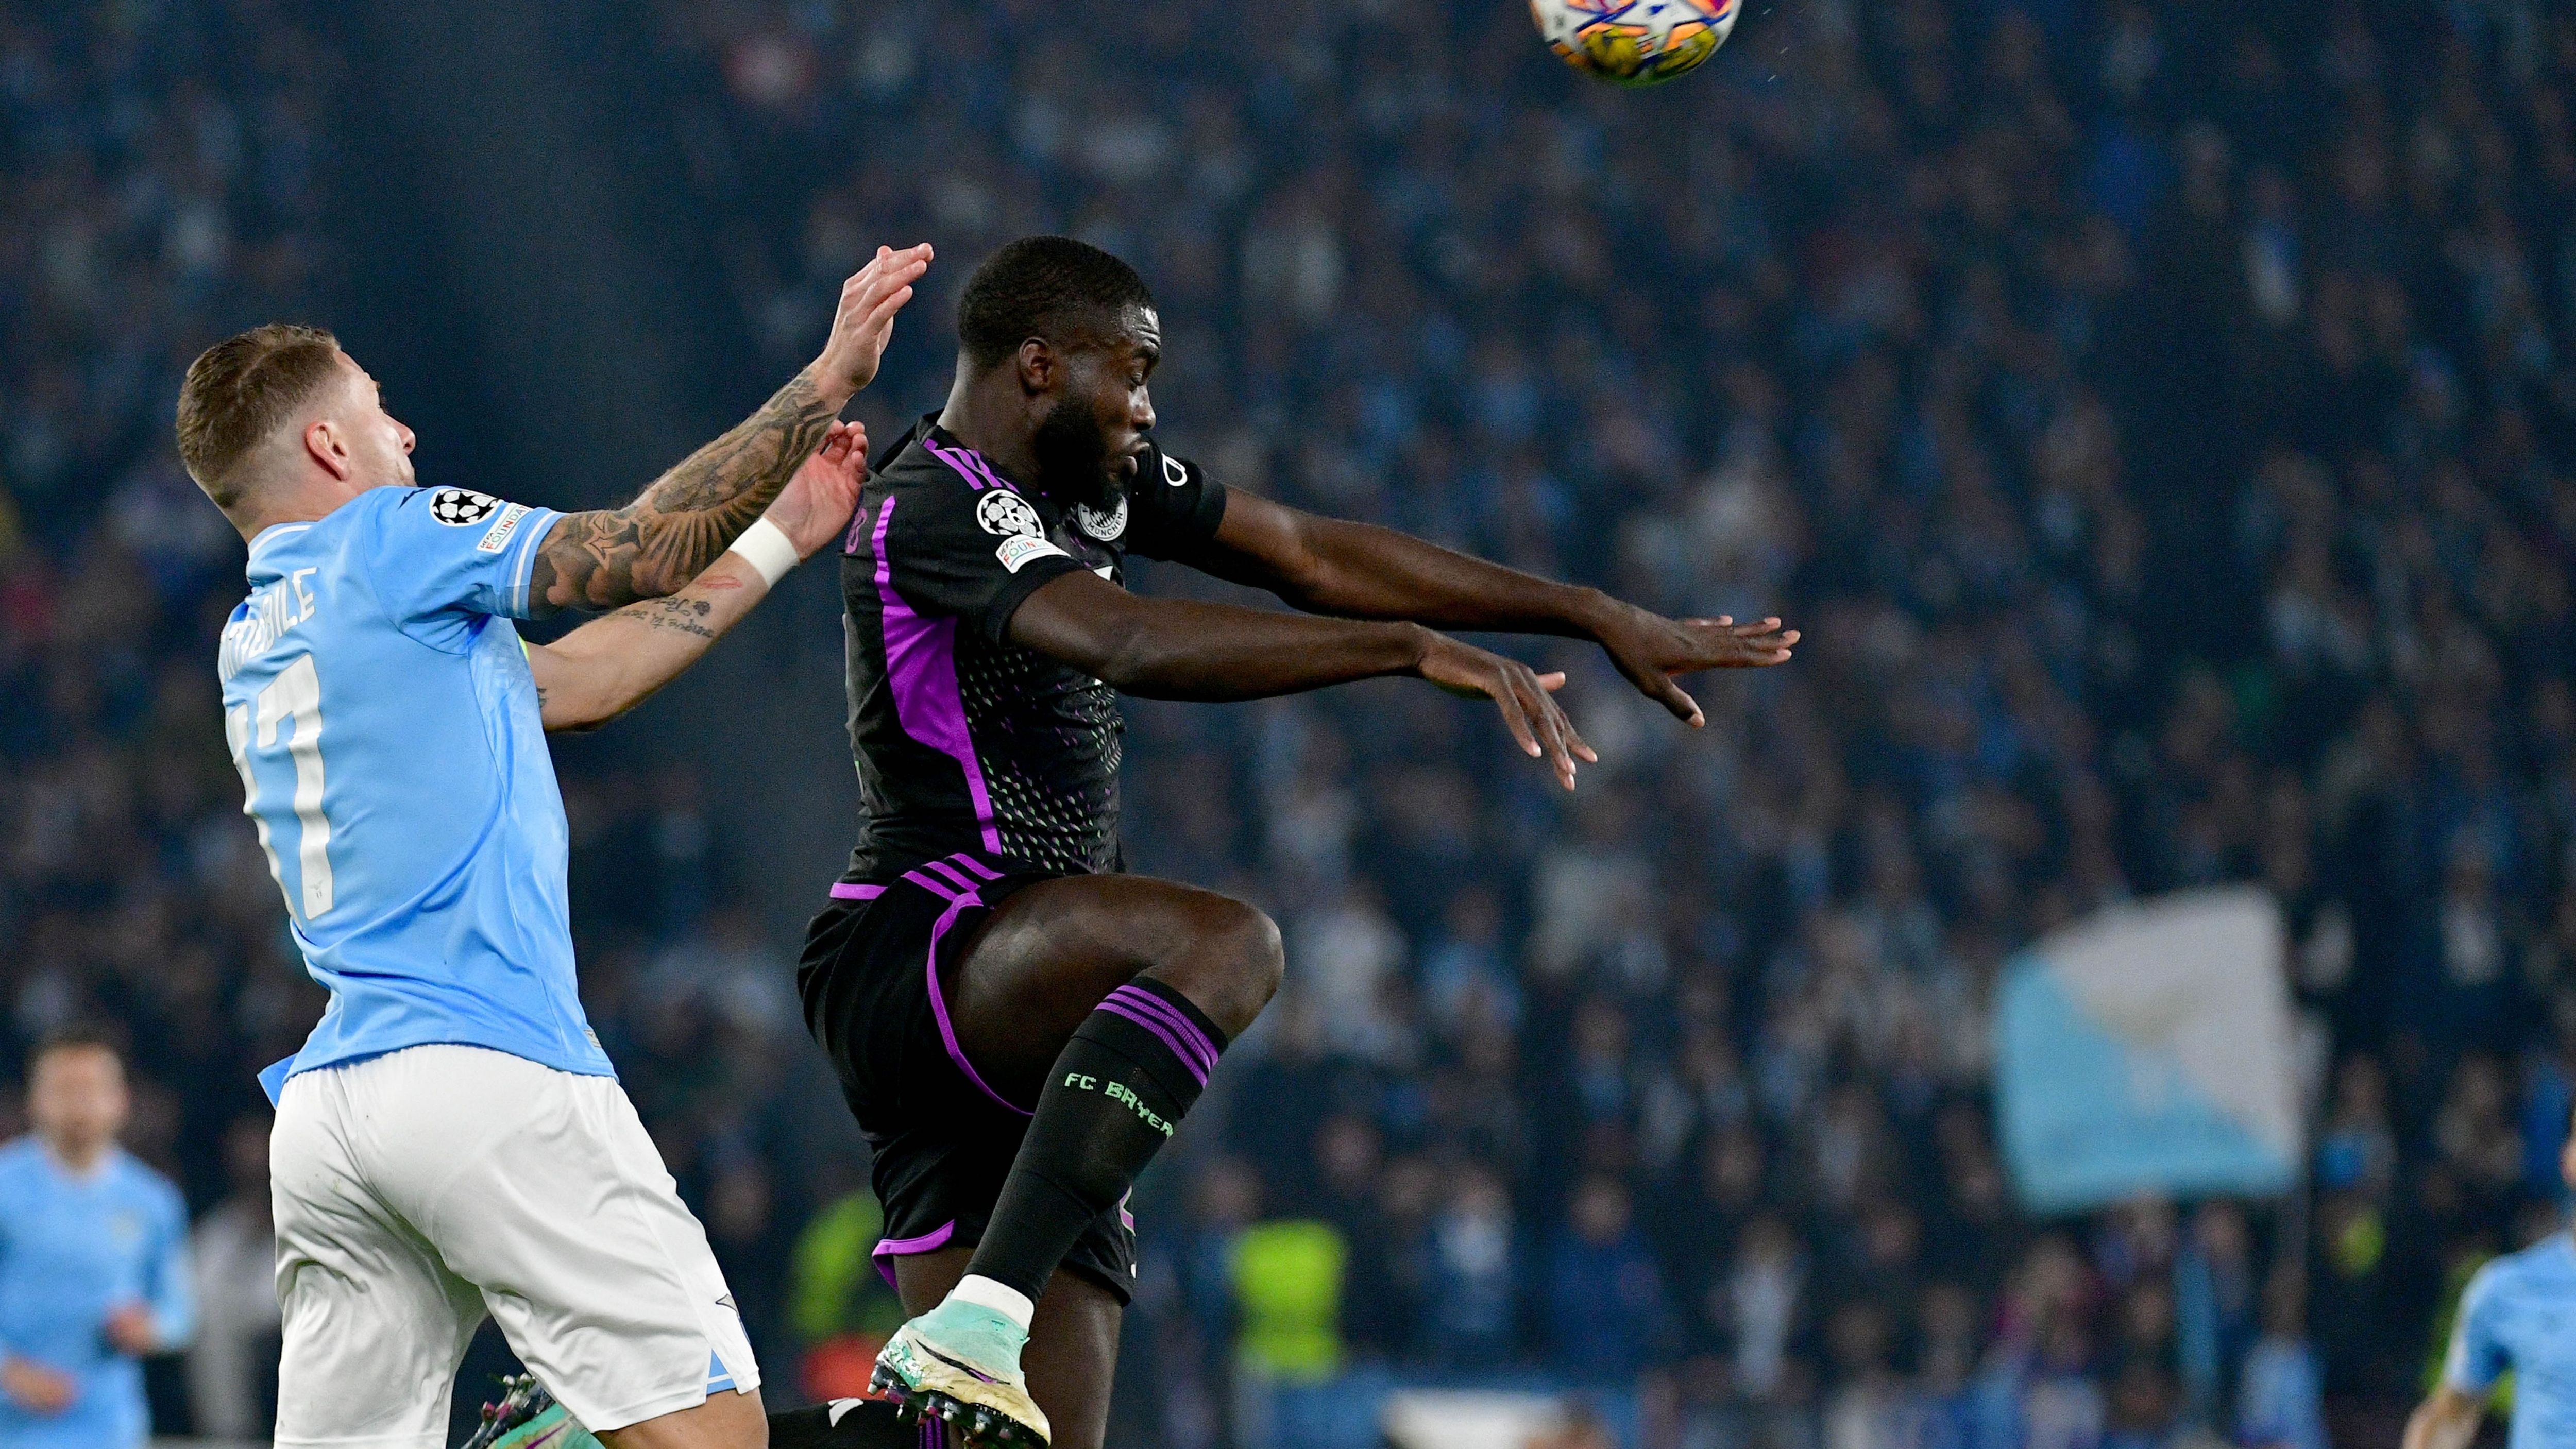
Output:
[38,1134,111,1178]
[937,377,1043,487]
[232,473,377,544]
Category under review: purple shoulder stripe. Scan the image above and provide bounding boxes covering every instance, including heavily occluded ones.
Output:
[870,496,1004,855]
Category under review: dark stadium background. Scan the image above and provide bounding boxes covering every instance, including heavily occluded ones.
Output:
[4,0,2571,1444]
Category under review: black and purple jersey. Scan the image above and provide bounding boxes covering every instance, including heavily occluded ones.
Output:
[835,416,1227,880]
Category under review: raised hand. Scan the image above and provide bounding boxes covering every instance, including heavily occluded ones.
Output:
[816,243,934,403]
[766,419,869,558]
[1416,633,1598,790]
[1590,604,1798,727]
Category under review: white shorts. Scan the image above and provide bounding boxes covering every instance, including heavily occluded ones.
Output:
[269,1044,758,1448]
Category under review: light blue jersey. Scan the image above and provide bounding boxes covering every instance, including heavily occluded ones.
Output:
[2445,1234,2576,1449]
[217,484,615,1098]
[0,1139,192,1449]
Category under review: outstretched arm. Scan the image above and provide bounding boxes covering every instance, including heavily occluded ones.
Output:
[1008,570,1595,788]
[1197,489,1795,725]
[530,421,866,730]
[525,243,930,613]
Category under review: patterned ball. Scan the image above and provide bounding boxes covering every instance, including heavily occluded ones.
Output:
[1529,0,1741,87]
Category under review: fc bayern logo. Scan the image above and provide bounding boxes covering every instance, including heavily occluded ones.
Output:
[428,488,500,526]
[975,490,1044,538]
[1076,492,1128,542]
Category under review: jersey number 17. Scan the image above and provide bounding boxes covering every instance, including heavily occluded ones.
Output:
[225,653,335,921]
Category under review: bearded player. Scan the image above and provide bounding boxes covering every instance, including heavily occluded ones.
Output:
[798,235,1795,1449]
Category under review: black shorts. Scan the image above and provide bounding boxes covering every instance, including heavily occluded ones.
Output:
[797,849,1139,1304]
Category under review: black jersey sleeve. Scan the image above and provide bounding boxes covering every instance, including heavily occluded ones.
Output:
[1123,440,1230,562]
[880,470,1087,645]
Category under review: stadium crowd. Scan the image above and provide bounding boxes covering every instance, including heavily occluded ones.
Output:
[0,0,2570,1445]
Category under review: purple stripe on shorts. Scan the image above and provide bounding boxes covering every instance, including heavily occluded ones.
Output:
[828,881,888,900]
[920,858,978,895]
[872,497,1004,854]
[1107,985,1220,1076]
[900,867,959,902]
[925,892,1032,1117]
[872,1219,957,1288]
[948,853,1003,882]
[1095,998,1212,1089]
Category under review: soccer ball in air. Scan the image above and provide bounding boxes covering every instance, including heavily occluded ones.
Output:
[1531,0,1740,87]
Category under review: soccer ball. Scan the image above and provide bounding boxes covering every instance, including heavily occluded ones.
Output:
[1530,0,1740,87]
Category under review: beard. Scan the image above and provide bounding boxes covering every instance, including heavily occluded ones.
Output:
[1029,396,1112,504]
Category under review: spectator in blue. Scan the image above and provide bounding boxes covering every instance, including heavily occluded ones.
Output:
[1544,1175,1667,1384]
[1425,1165,1519,1371]
[0,1030,193,1449]
[2237,1270,2326,1449]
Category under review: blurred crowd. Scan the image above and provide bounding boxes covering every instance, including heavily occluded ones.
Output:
[2,0,2572,1445]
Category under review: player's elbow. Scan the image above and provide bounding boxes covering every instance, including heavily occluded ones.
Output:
[1090,627,1162,693]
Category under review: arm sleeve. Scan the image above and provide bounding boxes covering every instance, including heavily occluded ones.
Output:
[879,473,1085,646]
[359,487,563,651]
[2442,1264,2509,1394]
[1122,441,1229,563]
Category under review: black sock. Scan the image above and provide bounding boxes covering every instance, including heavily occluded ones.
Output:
[770,1397,941,1448]
[962,975,1227,1300]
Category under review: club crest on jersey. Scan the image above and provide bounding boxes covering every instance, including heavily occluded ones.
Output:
[427,488,502,526]
[976,490,1044,538]
[1076,492,1128,542]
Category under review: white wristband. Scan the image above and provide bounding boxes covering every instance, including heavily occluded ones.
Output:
[729,516,800,588]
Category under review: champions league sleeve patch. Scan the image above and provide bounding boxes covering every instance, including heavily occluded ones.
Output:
[427,488,503,526]
[975,489,1045,538]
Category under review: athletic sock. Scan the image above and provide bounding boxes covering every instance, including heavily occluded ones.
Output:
[959,974,1228,1300]
[770,1398,938,1448]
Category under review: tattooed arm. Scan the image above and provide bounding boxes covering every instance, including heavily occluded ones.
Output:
[526,243,930,612]
[530,421,867,731]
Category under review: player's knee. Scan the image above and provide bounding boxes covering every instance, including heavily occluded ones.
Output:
[1201,899,1283,1032]
[1150,897,1281,1036]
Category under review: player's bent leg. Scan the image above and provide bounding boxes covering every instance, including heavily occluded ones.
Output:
[945,874,1285,1098]
[872,876,1279,1446]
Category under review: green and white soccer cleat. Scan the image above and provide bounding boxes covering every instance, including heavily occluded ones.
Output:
[462,1375,604,1449]
[870,1299,1051,1446]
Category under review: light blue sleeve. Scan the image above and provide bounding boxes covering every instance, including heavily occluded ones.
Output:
[2443,1263,2510,1393]
[0,1181,20,1359]
[359,486,562,649]
[142,1178,194,1350]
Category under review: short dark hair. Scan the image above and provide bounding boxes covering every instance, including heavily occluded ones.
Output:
[176,322,345,509]
[956,236,1154,369]
[30,1024,123,1070]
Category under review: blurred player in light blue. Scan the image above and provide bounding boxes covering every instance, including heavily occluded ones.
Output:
[0,1031,192,1449]
[2406,1101,2576,1449]
[179,241,927,1449]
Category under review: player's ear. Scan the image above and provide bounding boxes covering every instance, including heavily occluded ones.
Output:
[1016,337,1054,398]
[302,416,353,481]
